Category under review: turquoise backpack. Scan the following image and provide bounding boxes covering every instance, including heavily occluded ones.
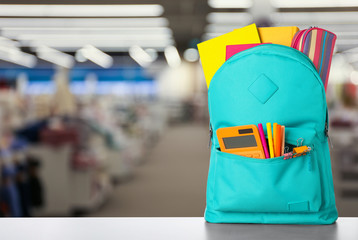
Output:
[205,44,338,224]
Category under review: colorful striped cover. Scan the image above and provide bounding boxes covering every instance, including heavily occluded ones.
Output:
[291,27,337,91]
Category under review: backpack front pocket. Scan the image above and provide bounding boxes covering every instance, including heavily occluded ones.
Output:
[212,148,322,213]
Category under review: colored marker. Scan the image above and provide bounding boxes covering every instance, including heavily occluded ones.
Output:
[267,123,274,158]
[258,123,269,159]
[274,123,282,157]
[281,126,285,156]
[273,123,277,157]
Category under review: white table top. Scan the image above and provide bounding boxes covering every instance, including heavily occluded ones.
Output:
[0,217,357,240]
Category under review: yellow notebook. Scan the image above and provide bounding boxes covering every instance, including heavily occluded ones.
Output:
[198,23,261,89]
[257,26,299,47]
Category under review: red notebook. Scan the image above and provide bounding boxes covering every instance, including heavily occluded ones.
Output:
[226,43,269,60]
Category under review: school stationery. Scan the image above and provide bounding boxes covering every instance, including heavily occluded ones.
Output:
[258,26,299,47]
[258,123,270,159]
[284,146,311,159]
[198,23,261,88]
[281,125,285,156]
[226,43,266,60]
[216,125,265,159]
[273,123,277,156]
[291,27,337,91]
[283,151,293,160]
[205,43,337,224]
[274,123,282,157]
[266,122,275,158]
[293,145,311,158]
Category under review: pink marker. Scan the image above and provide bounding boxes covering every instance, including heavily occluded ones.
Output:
[258,123,270,159]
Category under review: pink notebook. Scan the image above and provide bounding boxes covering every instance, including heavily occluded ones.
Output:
[226,43,268,60]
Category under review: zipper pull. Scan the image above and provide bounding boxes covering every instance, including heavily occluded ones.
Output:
[208,124,213,149]
[325,122,334,149]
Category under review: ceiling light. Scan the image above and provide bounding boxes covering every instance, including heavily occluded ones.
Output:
[16,34,172,43]
[271,0,358,8]
[129,45,154,67]
[75,52,87,63]
[164,46,181,68]
[0,46,36,68]
[76,45,113,68]
[1,27,172,39]
[0,4,164,17]
[36,45,74,68]
[205,24,245,34]
[183,48,199,62]
[207,12,253,24]
[20,38,175,52]
[0,36,20,48]
[202,33,221,41]
[145,48,158,62]
[208,0,253,8]
[11,31,174,52]
[294,24,358,34]
[272,12,358,25]
[0,18,169,28]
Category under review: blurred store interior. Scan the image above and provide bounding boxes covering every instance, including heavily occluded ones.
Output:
[0,0,358,217]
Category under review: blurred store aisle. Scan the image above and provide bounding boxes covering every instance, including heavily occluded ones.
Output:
[89,123,210,217]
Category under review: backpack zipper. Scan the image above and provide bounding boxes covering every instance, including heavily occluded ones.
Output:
[294,26,336,51]
[325,122,333,149]
[292,26,313,49]
[208,124,213,148]
[298,27,313,50]
[291,30,305,48]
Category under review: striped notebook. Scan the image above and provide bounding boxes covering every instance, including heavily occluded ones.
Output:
[291,27,337,91]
